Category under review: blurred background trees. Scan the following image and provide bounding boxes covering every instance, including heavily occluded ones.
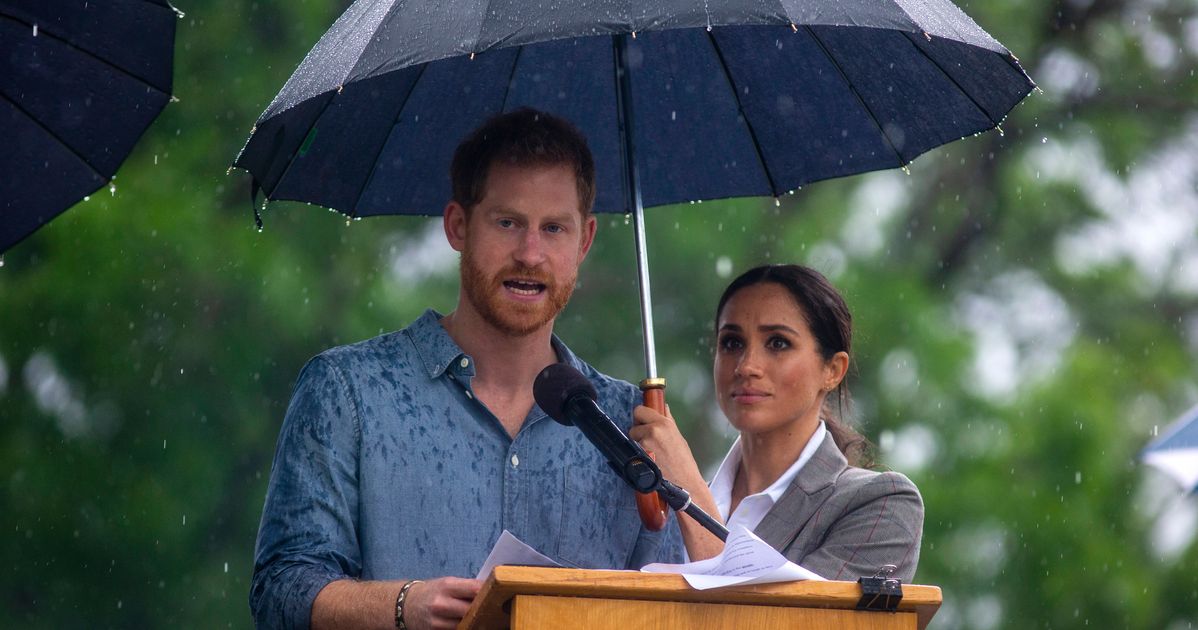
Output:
[1,0,1196,627]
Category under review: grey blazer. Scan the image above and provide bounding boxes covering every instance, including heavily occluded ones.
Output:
[753,433,924,582]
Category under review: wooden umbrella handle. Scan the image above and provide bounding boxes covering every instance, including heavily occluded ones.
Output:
[636,378,670,531]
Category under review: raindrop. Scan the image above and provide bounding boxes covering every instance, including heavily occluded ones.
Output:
[182,514,187,525]
[469,52,475,60]
[224,562,229,573]
[0,257,4,267]
[109,183,116,196]
[632,31,637,39]
[706,24,712,32]
[163,439,167,449]
[901,165,911,175]
[623,213,631,225]
[996,125,1004,137]
[715,256,733,278]
[790,23,798,33]
[774,198,781,207]
[83,196,90,202]
[32,23,38,37]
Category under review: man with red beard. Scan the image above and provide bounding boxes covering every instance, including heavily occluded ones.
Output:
[250,109,684,630]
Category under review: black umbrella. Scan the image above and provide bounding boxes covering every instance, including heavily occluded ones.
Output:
[234,0,1033,378]
[234,1,1034,526]
[0,0,180,253]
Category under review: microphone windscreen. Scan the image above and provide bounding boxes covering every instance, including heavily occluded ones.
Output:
[533,363,598,425]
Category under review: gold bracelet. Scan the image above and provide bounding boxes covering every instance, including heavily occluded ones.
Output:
[394,579,423,630]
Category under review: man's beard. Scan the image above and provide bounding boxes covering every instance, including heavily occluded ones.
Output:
[460,250,576,337]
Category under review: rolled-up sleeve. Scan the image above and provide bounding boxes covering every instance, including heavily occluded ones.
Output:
[250,355,363,629]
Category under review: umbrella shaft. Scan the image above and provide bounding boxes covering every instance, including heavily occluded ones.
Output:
[615,34,659,379]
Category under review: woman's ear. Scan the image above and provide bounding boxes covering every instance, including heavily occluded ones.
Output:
[824,351,850,391]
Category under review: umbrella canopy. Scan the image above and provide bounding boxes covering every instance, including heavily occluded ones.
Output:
[1143,404,1198,494]
[234,0,1033,219]
[0,0,179,253]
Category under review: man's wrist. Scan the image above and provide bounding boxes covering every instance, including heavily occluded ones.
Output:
[394,579,423,630]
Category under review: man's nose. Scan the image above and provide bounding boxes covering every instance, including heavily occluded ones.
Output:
[513,229,547,266]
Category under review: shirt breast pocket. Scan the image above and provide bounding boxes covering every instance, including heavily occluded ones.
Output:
[556,464,643,570]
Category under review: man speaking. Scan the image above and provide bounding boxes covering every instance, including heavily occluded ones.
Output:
[250,109,682,630]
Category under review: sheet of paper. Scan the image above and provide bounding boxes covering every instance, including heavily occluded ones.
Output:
[474,530,563,580]
[640,525,825,589]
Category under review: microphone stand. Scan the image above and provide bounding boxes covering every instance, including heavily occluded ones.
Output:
[607,452,729,542]
[655,479,729,542]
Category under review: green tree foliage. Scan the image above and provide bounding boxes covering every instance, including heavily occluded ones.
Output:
[1,0,1195,627]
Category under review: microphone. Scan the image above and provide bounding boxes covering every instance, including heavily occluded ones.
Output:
[533,363,662,494]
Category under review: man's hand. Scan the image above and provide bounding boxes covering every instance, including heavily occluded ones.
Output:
[403,577,482,630]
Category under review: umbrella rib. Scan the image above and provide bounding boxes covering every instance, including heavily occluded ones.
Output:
[899,31,997,125]
[263,91,341,204]
[802,25,905,167]
[0,86,111,182]
[0,11,173,97]
[348,63,432,217]
[497,46,525,113]
[704,30,779,198]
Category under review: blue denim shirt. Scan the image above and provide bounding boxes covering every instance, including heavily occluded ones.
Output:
[250,309,683,629]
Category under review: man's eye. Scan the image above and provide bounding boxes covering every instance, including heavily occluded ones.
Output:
[544,224,565,234]
[497,219,515,228]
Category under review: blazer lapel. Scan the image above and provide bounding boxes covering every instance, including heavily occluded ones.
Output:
[754,434,848,552]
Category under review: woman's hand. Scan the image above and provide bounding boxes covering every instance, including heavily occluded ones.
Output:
[630,404,704,490]
[631,405,727,561]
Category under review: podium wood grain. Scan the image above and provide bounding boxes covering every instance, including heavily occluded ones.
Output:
[511,595,916,629]
[460,566,941,630]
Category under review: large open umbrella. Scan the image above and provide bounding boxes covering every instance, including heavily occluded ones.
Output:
[234,0,1034,526]
[0,0,180,253]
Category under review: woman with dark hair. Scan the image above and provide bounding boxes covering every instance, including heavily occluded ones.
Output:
[631,264,924,581]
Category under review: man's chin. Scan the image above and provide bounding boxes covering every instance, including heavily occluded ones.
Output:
[483,301,558,337]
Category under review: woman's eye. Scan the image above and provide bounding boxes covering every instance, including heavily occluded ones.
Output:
[766,336,791,350]
[718,336,743,351]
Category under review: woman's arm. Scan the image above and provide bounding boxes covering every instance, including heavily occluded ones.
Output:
[630,405,726,561]
[797,472,924,582]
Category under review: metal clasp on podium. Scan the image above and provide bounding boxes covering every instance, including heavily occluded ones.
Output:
[856,564,903,612]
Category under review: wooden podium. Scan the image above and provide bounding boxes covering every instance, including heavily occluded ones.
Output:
[460,566,941,629]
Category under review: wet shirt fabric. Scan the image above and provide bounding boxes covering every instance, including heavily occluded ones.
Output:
[250,309,682,629]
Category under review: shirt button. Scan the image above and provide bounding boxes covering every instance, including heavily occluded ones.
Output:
[510,454,520,467]
[460,358,469,368]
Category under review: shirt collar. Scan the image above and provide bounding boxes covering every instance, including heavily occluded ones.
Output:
[710,421,829,519]
[405,308,583,379]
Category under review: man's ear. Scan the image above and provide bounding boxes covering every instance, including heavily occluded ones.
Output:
[444,201,468,252]
[578,214,597,260]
